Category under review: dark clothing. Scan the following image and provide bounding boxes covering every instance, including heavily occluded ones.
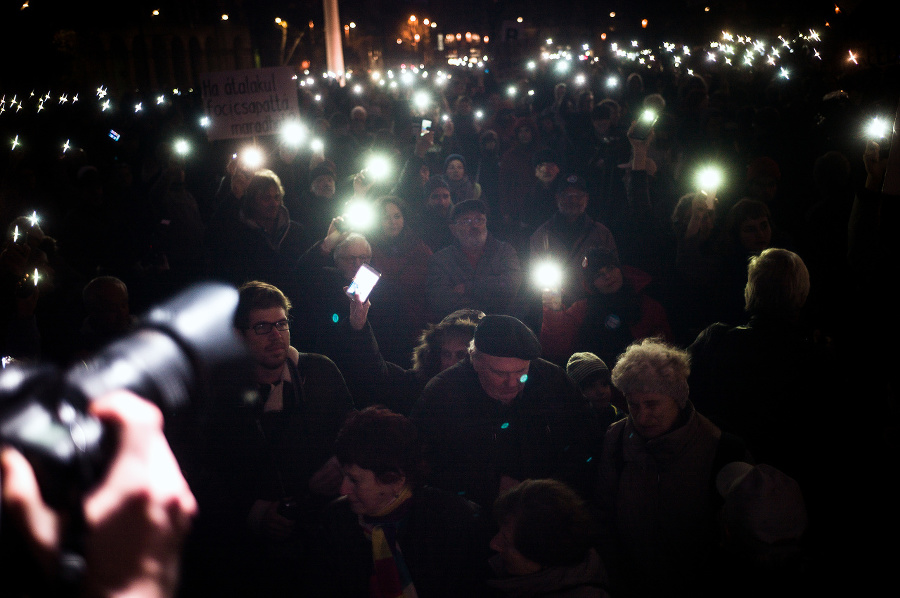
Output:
[476,150,502,220]
[540,267,672,367]
[294,189,338,247]
[189,350,355,596]
[196,350,354,522]
[488,549,610,598]
[521,183,561,238]
[206,204,304,297]
[369,230,432,367]
[316,487,494,597]
[499,140,540,225]
[414,208,455,253]
[292,241,353,353]
[426,234,523,321]
[596,402,749,598]
[530,213,619,308]
[332,319,428,416]
[413,358,599,508]
[392,153,428,206]
[687,315,837,491]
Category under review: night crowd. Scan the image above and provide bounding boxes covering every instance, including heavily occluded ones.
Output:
[1,58,898,598]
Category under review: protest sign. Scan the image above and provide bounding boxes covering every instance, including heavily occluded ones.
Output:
[201,67,299,141]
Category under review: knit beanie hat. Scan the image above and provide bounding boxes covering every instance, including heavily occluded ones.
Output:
[566,352,611,387]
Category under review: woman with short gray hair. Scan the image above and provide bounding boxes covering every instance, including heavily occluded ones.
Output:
[596,338,749,598]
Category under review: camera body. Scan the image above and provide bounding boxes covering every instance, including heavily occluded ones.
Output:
[0,282,251,510]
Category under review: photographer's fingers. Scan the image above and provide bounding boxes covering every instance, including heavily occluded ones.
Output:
[0,447,60,569]
[84,391,196,598]
[86,391,197,530]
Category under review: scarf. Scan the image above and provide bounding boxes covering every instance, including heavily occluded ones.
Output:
[360,487,418,598]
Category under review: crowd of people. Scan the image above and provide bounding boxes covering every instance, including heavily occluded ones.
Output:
[1,59,898,597]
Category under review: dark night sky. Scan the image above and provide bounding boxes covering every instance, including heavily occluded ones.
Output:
[0,0,883,88]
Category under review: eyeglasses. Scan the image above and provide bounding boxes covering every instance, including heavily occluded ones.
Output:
[336,254,372,263]
[455,215,486,226]
[248,318,291,335]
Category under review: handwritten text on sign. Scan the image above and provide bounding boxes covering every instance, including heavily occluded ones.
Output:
[201,67,300,141]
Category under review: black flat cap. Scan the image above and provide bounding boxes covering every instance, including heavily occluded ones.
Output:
[473,315,541,360]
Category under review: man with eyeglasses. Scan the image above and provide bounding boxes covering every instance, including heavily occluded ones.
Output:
[293,221,374,356]
[194,280,354,595]
[426,199,523,321]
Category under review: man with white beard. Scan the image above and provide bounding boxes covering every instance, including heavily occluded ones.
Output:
[426,199,523,320]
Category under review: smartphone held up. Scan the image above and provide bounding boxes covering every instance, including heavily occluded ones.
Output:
[346,263,382,303]
[631,109,658,140]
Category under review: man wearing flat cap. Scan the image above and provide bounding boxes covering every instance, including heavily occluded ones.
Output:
[412,315,598,508]
[530,174,619,308]
[425,199,523,321]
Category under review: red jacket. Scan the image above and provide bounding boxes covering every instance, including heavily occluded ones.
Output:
[540,266,672,364]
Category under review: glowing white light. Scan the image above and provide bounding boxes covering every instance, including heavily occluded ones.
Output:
[532,261,563,290]
[241,147,264,170]
[413,90,431,110]
[281,121,307,146]
[343,200,376,231]
[696,166,722,193]
[866,117,890,139]
[365,155,392,181]
[174,139,190,156]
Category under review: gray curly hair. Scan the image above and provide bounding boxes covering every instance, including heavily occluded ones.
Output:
[611,338,691,408]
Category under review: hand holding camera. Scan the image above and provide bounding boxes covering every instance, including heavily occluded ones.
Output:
[1,391,198,598]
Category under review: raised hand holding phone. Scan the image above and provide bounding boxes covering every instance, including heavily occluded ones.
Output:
[345,263,381,303]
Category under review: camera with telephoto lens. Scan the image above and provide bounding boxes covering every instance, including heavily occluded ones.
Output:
[0,282,251,512]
